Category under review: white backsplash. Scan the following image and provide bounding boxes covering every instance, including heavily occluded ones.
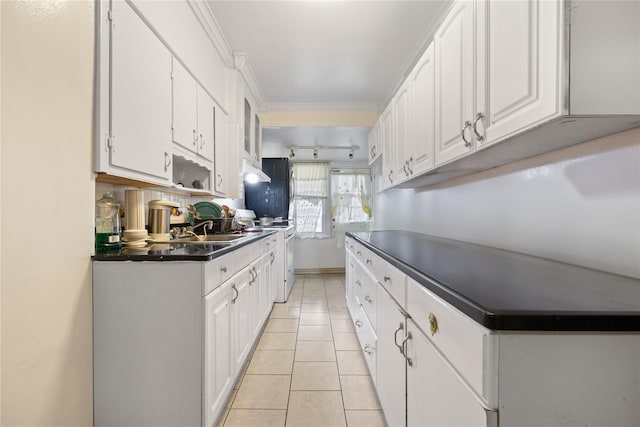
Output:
[373,128,640,279]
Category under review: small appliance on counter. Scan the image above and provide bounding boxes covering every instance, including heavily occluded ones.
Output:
[122,189,148,248]
[148,200,180,241]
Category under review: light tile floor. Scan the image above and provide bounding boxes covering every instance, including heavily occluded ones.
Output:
[218,274,387,427]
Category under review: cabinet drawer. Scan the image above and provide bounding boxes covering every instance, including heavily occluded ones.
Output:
[353,262,376,329]
[373,258,406,309]
[407,278,496,404]
[263,235,276,254]
[353,302,377,383]
[204,253,233,295]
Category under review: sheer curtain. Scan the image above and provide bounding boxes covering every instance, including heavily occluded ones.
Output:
[330,169,372,248]
[291,162,329,239]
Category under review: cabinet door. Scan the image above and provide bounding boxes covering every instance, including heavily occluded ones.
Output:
[204,283,233,427]
[434,0,475,167]
[410,42,435,177]
[475,0,561,148]
[249,261,263,339]
[243,98,252,158]
[231,268,253,372]
[254,114,261,163]
[376,284,407,427]
[172,57,198,154]
[406,320,495,427]
[111,0,172,180]
[393,79,412,185]
[380,106,395,189]
[197,86,215,163]
[261,253,273,323]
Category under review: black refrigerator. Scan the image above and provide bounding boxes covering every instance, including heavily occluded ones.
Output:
[245,158,290,220]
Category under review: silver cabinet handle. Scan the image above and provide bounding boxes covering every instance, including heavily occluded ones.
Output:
[357,251,361,256]
[164,152,171,171]
[356,280,362,287]
[364,344,374,355]
[401,331,413,366]
[461,121,472,148]
[231,284,238,304]
[472,112,484,142]
[366,258,372,265]
[200,133,204,149]
[402,162,409,177]
[388,171,393,183]
[220,266,227,273]
[364,295,373,304]
[393,323,405,354]
[193,129,197,147]
[270,252,275,264]
[407,157,414,174]
[355,320,363,328]
[383,276,391,282]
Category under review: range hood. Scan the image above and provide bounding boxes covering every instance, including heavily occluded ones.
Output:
[242,159,271,183]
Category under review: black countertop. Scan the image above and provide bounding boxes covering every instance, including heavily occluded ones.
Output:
[92,231,274,262]
[348,231,640,331]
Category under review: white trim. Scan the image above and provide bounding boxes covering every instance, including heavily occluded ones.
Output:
[234,52,267,109]
[186,0,234,67]
[264,102,382,113]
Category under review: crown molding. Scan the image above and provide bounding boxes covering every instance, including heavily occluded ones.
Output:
[234,52,267,109]
[264,102,382,113]
[186,0,234,67]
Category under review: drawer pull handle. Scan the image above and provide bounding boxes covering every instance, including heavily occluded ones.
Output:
[231,284,238,304]
[355,320,363,328]
[364,295,373,304]
[357,251,361,256]
[356,280,362,287]
[383,276,390,282]
[366,258,372,265]
[364,344,375,355]
[429,313,439,336]
[393,323,404,354]
[220,266,227,273]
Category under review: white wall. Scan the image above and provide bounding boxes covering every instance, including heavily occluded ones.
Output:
[1,2,95,425]
[374,128,640,279]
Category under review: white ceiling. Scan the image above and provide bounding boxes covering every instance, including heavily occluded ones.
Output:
[208,0,448,111]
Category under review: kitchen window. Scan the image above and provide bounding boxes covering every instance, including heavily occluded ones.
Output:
[291,162,330,239]
[330,168,372,247]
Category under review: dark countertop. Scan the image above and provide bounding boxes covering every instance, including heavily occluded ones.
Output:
[348,231,640,331]
[93,231,274,262]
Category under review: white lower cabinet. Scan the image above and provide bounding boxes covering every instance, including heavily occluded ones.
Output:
[375,284,408,427]
[346,235,640,427]
[406,319,495,427]
[230,266,254,374]
[94,237,274,427]
[204,282,233,427]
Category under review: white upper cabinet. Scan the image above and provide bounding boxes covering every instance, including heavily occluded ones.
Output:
[474,0,562,150]
[241,90,262,167]
[380,105,395,190]
[434,0,475,167]
[409,41,436,177]
[196,86,216,163]
[110,0,172,182]
[368,122,382,165]
[171,58,198,154]
[393,78,412,184]
[172,57,216,164]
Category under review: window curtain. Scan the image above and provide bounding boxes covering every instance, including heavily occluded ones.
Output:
[291,163,329,239]
[330,170,372,248]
